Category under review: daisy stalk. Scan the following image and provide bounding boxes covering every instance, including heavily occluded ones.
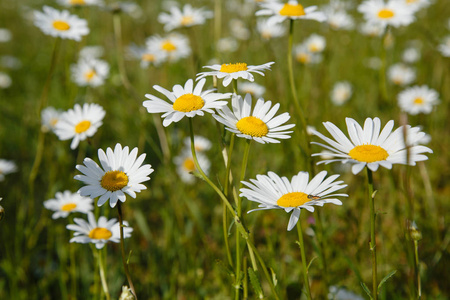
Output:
[367,168,378,300]
[97,248,111,300]
[379,28,389,103]
[296,219,312,300]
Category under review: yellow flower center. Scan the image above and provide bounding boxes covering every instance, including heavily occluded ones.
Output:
[236,116,268,137]
[181,16,194,26]
[377,8,395,19]
[100,170,129,192]
[88,227,113,240]
[70,0,86,5]
[297,53,310,64]
[162,41,176,52]
[348,145,389,163]
[75,120,91,134]
[142,54,155,62]
[406,0,418,3]
[309,44,320,52]
[219,63,248,73]
[172,93,205,112]
[84,70,96,81]
[183,158,196,172]
[61,203,77,212]
[279,3,306,17]
[413,97,424,105]
[52,20,71,31]
[50,118,59,127]
[277,192,309,207]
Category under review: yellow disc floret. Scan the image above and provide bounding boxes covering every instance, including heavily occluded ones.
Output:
[101,170,129,192]
[162,41,176,52]
[181,16,194,26]
[53,20,71,31]
[84,70,96,81]
[413,98,424,105]
[236,116,269,137]
[89,227,113,240]
[277,192,310,207]
[61,203,77,212]
[69,0,86,5]
[142,54,155,62]
[219,63,248,73]
[377,9,395,19]
[75,120,91,134]
[348,145,389,163]
[279,3,306,17]
[173,94,205,112]
[183,158,196,172]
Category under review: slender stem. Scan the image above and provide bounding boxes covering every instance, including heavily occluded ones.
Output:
[98,248,111,300]
[367,168,378,300]
[233,80,238,95]
[296,219,312,300]
[414,240,421,299]
[117,203,137,299]
[224,134,236,199]
[379,29,389,104]
[69,217,77,300]
[239,139,251,213]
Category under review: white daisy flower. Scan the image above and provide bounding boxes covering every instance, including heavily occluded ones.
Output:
[213,94,295,144]
[57,0,104,7]
[54,103,105,150]
[158,4,213,32]
[256,0,326,25]
[293,44,322,65]
[229,19,251,40]
[0,159,17,181]
[183,135,212,152]
[0,55,21,70]
[216,37,239,53]
[328,286,365,300]
[0,28,12,43]
[34,6,89,41]
[0,72,12,89]
[397,85,439,115]
[402,47,420,63]
[75,143,154,208]
[438,36,450,57]
[388,63,416,86]
[66,212,132,249]
[196,62,274,87]
[128,44,167,68]
[143,78,231,127]
[359,21,384,37]
[240,170,347,231]
[324,9,354,30]
[330,81,352,106]
[238,82,266,98]
[41,106,63,133]
[79,45,104,59]
[304,34,326,53]
[400,0,431,13]
[44,190,93,219]
[358,0,415,29]
[257,19,286,40]
[146,33,191,63]
[71,58,109,87]
[173,150,211,184]
[311,117,433,175]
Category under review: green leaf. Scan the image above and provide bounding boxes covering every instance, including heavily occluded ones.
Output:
[306,256,318,271]
[378,270,397,293]
[360,282,373,300]
[270,267,278,287]
[248,268,264,299]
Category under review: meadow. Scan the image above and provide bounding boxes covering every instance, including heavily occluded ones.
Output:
[0,0,449,299]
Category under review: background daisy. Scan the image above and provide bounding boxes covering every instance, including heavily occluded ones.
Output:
[158,4,213,32]
[256,0,326,24]
[0,159,17,181]
[44,190,93,219]
[397,85,440,115]
[70,57,109,87]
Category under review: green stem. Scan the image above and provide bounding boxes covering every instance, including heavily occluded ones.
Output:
[414,240,421,299]
[367,168,378,300]
[117,203,137,299]
[379,30,389,104]
[97,248,111,300]
[296,218,312,300]
[233,80,238,95]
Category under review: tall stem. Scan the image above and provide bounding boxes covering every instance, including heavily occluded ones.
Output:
[97,248,111,300]
[117,203,137,299]
[367,168,378,300]
[379,29,389,104]
[296,218,312,300]
[414,240,421,299]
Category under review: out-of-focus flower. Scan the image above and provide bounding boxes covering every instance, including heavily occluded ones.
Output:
[0,72,12,89]
[388,63,416,86]
[0,159,17,181]
[41,106,63,133]
[57,0,104,7]
[256,0,326,25]
[402,47,420,63]
[183,136,212,152]
[79,46,104,59]
[0,28,12,42]
[34,6,89,41]
[158,4,213,32]
[119,286,134,300]
[330,81,352,106]
[438,36,450,57]
[358,0,415,29]
[174,150,210,184]
[128,44,167,68]
[359,21,384,37]
[304,34,326,53]
[293,44,322,65]
[0,56,22,69]
[323,8,354,30]
[44,190,93,219]
[328,286,364,300]
[216,37,239,53]
[71,58,109,87]
[257,19,286,40]
[146,33,191,63]
[229,19,251,40]
[238,82,266,98]
[400,0,431,13]
[397,85,439,115]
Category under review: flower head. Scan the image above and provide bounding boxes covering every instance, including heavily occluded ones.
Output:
[74,143,154,207]
[174,150,210,184]
[44,190,93,219]
[71,58,109,87]
[34,6,89,41]
[311,117,433,175]
[66,212,132,249]
[183,135,212,152]
[143,79,231,127]
[158,4,213,32]
[196,62,274,87]
[54,103,105,149]
[388,63,416,86]
[240,171,347,231]
[0,159,17,181]
[213,94,295,144]
[57,0,104,7]
[256,0,326,25]
[128,44,167,68]
[358,0,415,29]
[41,106,63,133]
[238,82,266,98]
[330,81,352,106]
[146,33,191,63]
[438,36,450,58]
[397,85,439,115]
[257,19,286,40]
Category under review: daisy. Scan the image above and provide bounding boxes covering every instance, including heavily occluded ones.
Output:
[0,28,12,43]
[44,190,93,219]
[34,6,89,41]
[359,21,384,37]
[293,44,322,65]
[257,19,286,40]
[146,33,191,63]
[57,0,104,7]
[0,72,12,89]
[143,79,231,127]
[183,135,212,152]
[213,94,295,144]
[388,63,416,86]
[438,36,450,57]
[304,34,326,53]
[358,0,415,29]
[196,62,274,87]
[74,143,154,207]
[173,150,211,184]
[330,81,352,106]
[128,44,167,68]
[240,170,347,231]
[256,0,326,25]
[400,0,431,13]
[66,213,132,249]
[0,159,17,181]
[216,37,239,53]
[54,103,105,149]
[238,82,266,98]
[311,117,433,175]
[324,9,355,30]
[229,19,251,40]
[402,47,420,63]
[397,85,439,115]
[71,58,109,87]
[158,4,213,32]
[41,106,63,133]
[79,45,104,59]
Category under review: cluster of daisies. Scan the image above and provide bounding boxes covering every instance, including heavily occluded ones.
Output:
[0,28,15,89]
